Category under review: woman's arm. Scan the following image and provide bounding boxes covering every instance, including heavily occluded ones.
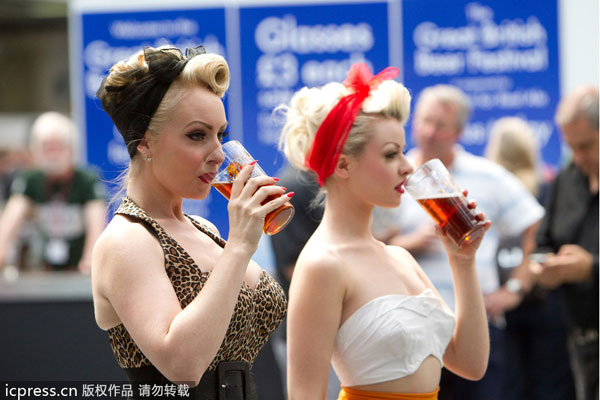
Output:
[94,223,257,386]
[438,210,491,380]
[287,253,345,400]
[442,246,490,380]
[93,165,290,386]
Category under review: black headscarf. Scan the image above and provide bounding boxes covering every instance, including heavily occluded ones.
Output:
[97,46,206,158]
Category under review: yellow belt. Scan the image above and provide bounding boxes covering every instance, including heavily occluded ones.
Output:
[338,386,440,400]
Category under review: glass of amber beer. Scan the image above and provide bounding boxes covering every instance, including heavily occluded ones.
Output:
[404,158,485,247]
[211,140,294,235]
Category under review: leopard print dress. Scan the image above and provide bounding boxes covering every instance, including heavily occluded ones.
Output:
[106,197,287,373]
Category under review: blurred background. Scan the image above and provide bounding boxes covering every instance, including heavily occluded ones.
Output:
[0,0,598,235]
[0,0,597,395]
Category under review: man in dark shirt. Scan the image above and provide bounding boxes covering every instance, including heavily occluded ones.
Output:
[532,86,599,400]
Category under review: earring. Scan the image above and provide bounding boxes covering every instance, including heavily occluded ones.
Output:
[145,155,152,162]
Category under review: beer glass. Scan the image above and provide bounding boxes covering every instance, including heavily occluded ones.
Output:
[212,140,294,235]
[404,158,485,247]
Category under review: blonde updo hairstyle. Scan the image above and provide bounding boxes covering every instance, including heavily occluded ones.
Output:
[279,79,411,185]
[149,53,229,137]
[99,46,229,162]
[485,117,541,196]
[98,47,229,202]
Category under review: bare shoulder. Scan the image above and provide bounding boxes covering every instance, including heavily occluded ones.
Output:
[385,244,432,281]
[94,215,161,260]
[288,238,346,328]
[296,241,343,279]
[386,244,420,267]
[290,239,346,299]
[92,215,163,287]
[91,215,168,329]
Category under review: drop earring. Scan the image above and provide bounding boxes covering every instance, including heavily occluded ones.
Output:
[145,155,152,162]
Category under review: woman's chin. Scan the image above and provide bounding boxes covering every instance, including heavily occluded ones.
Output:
[375,194,403,209]
[184,187,211,201]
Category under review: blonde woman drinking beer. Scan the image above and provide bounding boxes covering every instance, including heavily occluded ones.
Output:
[92,45,287,399]
[278,63,491,400]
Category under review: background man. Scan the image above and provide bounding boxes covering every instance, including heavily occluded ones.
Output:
[531,86,599,400]
[375,85,545,400]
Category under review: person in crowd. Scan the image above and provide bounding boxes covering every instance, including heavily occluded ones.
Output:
[270,164,323,296]
[485,116,575,400]
[92,45,287,399]
[0,112,106,273]
[279,63,491,400]
[269,164,339,399]
[376,85,545,400]
[530,85,598,400]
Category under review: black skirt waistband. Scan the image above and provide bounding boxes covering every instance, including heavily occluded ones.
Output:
[123,361,257,400]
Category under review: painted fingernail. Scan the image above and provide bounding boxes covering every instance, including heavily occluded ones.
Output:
[281,187,287,191]
[273,177,280,181]
[249,160,258,165]
[286,192,295,198]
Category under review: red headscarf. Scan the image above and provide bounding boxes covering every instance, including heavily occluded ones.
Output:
[305,62,400,186]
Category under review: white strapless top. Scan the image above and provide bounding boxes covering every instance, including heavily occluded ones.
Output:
[331,289,455,386]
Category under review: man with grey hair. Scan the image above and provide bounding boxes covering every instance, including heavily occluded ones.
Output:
[531,86,599,400]
[374,84,546,400]
[0,112,107,274]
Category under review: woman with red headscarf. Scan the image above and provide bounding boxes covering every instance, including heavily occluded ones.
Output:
[279,63,491,400]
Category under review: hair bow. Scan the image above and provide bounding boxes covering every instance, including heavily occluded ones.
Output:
[305,62,400,186]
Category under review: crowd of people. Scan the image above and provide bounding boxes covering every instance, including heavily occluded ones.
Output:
[0,43,597,400]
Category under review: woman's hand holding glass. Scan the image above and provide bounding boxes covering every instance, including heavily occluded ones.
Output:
[434,189,492,263]
[404,159,491,263]
[225,162,292,253]
[212,140,295,247]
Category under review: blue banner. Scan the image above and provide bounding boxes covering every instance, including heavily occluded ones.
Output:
[401,0,561,172]
[237,2,390,175]
[73,0,562,236]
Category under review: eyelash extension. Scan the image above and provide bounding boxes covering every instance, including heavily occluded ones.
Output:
[218,130,229,140]
[186,132,206,141]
